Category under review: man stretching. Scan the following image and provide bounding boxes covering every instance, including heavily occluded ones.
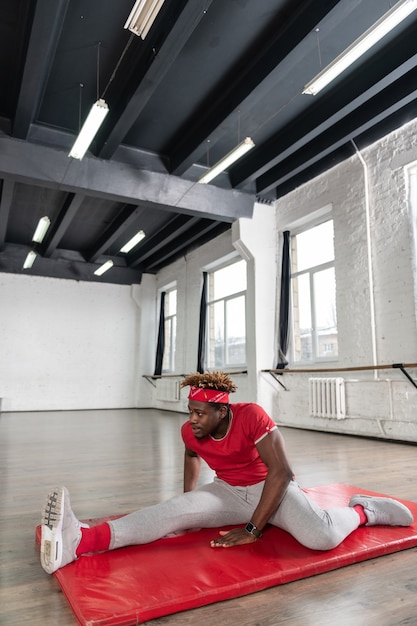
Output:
[40,371,413,574]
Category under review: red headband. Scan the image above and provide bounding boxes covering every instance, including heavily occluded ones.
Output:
[188,386,229,404]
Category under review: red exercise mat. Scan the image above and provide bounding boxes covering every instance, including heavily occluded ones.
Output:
[36,484,417,626]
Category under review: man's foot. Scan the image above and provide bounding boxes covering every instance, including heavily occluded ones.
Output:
[349,494,414,527]
[40,486,86,574]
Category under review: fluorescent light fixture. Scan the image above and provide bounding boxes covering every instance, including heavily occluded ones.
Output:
[23,250,37,269]
[68,99,109,160]
[303,0,417,95]
[32,216,51,244]
[124,0,165,39]
[198,137,255,184]
[94,260,114,276]
[120,230,146,253]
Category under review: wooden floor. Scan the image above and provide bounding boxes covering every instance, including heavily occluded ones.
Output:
[1,408,416,626]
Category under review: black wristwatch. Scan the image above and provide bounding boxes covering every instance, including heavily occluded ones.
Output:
[245,522,262,539]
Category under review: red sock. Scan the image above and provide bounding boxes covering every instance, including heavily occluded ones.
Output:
[76,522,111,556]
[353,504,367,525]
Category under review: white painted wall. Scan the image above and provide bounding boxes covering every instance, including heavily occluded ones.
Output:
[0,274,142,411]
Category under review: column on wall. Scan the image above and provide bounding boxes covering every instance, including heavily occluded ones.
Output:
[232,202,278,407]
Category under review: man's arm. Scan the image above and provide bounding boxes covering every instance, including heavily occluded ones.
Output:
[184,446,202,492]
[211,428,293,547]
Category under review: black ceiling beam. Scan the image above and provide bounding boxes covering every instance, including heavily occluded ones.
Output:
[12,0,70,139]
[0,136,254,222]
[231,20,417,191]
[85,205,144,262]
[257,66,417,195]
[143,220,229,272]
[273,145,355,200]
[354,99,417,151]
[43,193,85,257]
[98,0,214,160]
[0,242,142,285]
[273,99,417,200]
[128,214,199,267]
[237,55,417,190]
[147,224,231,273]
[168,0,341,176]
[0,178,14,250]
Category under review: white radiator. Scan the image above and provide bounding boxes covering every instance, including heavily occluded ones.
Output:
[309,377,346,419]
[156,378,180,402]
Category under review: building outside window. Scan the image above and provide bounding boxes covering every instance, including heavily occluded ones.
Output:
[162,288,177,372]
[207,259,247,369]
[291,220,338,363]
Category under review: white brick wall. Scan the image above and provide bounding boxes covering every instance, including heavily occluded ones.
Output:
[274,118,417,442]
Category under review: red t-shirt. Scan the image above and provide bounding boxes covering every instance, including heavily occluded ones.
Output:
[181,402,277,486]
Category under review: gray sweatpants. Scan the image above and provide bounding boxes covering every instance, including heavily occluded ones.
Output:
[109,479,360,551]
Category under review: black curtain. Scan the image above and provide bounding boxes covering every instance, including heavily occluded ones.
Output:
[197,272,207,373]
[276,231,291,369]
[154,291,166,376]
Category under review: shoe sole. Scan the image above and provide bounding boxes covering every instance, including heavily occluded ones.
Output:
[40,486,65,574]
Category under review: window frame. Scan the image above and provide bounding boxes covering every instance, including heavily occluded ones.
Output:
[205,258,247,371]
[161,285,177,373]
[289,219,338,365]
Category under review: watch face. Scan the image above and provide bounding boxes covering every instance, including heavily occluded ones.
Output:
[245,522,261,538]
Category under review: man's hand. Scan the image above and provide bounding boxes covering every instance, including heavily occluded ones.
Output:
[210,528,258,548]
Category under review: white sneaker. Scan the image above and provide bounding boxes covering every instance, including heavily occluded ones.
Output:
[349,494,414,527]
[40,486,87,574]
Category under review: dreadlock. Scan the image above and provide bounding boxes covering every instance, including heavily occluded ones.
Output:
[181,371,237,394]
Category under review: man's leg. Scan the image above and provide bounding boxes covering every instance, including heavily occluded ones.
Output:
[40,479,253,573]
[108,478,252,548]
[269,481,413,550]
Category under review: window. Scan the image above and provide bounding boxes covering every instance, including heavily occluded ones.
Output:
[162,288,177,372]
[291,220,338,363]
[206,259,247,369]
